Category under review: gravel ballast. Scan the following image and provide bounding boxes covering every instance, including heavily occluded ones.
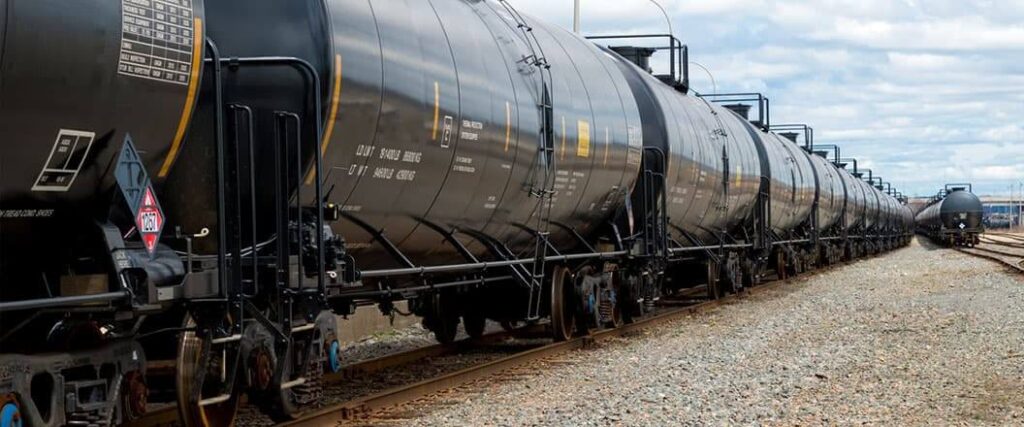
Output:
[358,237,1024,426]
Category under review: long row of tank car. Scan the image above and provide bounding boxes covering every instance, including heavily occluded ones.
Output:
[0,0,914,425]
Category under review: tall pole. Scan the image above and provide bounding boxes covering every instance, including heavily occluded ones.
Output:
[573,0,581,33]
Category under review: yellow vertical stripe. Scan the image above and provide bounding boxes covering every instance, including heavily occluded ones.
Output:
[431,82,440,140]
[576,120,590,157]
[305,54,343,185]
[158,18,204,177]
[559,116,566,160]
[504,102,511,152]
[603,127,610,165]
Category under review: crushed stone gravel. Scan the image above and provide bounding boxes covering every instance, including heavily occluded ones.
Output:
[353,237,1024,426]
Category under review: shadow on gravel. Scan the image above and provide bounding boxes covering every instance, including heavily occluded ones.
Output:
[916,235,948,251]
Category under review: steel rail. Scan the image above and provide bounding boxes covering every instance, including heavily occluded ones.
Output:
[125,327,541,427]
[280,277,793,426]
[956,245,1024,273]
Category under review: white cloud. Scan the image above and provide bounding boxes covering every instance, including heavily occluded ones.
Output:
[507,0,1024,195]
[813,16,1024,50]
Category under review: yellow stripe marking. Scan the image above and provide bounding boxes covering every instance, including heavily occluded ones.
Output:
[603,127,610,165]
[576,120,590,158]
[431,82,440,140]
[305,54,343,185]
[158,18,204,178]
[559,116,566,160]
[504,102,511,152]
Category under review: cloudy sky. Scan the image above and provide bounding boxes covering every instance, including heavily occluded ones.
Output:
[510,0,1024,197]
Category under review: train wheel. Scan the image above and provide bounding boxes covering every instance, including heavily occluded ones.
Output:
[550,265,576,341]
[743,258,763,287]
[264,335,326,421]
[574,266,600,336]
[121,371,148,422]
[706,261,721,300]
[790,251,804,276]
[176,314,240,427]
[775,252,788,280]
[424,293,459,345]
[723,254,743,294]
[463,312,486,339]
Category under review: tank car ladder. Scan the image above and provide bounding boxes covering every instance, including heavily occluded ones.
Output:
[497,0,556,321]
[197,41,330,413]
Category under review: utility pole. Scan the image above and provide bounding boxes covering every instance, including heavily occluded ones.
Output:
[573,0,580,33]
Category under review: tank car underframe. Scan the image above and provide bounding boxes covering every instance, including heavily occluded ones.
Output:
[922,227,982,247]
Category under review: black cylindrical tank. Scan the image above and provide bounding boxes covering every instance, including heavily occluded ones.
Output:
[861,181,880,230]
[761,133,816,234]
[610,58,762,243]
[1,0,205,290]
[807,152,844,231]
[915,189,984,231]
[165,0,643,268]
[837,167,865,229]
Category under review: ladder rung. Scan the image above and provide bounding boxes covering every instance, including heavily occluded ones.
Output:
[281,377,307,389]
[199,394,233,406]
[210,334,242,345]
[291,323,315,333]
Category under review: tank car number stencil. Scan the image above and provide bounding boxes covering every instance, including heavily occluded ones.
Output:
[31,129,96,192]
[118,0,196,86]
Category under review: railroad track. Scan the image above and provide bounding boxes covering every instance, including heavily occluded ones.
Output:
[129,261,842,427]
[280,275,800,426]
[987,232,1024,243]
[126,326,543,427]
[957,234,1024,273]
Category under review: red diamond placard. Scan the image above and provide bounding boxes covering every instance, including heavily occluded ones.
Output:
[135,185,164,256]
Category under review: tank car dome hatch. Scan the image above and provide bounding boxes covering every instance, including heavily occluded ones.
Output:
[609,46,657,73]
[779,132,799,143]
[723,104,752,119]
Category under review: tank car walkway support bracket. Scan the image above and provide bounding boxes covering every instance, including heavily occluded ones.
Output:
[415,219,480,264]
[674,228,722,265]
[699,93,771,131]
[549,221,597,254]
[440,229,536,290]
[340,212,415,269]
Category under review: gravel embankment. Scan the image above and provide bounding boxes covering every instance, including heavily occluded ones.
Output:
[357,237,1024,426]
